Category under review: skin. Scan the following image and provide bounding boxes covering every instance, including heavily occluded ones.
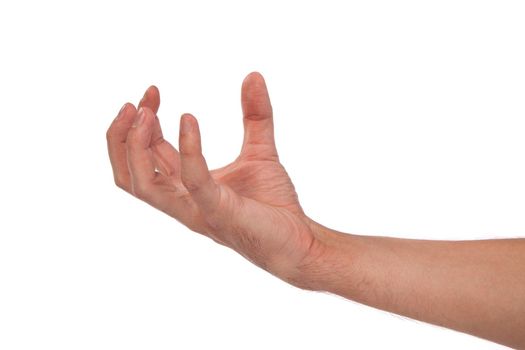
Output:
[106,72,525,349]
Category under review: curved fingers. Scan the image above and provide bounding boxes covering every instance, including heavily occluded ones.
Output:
[138,85,160,114]
[107,86,165,193]
[138,85,181,178]
[179,114,221,214]
[107,103,137,191]
[125,107,158,200]
[124,107,198,221]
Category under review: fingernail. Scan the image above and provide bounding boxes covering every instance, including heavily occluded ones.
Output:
[115,103,127,121]
[139,91,147,105]
[133,108,145,127]
[180,115,193,134]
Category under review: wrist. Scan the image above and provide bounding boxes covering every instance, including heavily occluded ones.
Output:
[296,218,364,294]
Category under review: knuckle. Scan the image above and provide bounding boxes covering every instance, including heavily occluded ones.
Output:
[131,182,152,201]
[182,178,200,193]
[105,127,114,142]
[113,176,128,191]
[125,128,138,144]
[179,146,196,157]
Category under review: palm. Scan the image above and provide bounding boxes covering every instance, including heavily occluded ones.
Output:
[208,157,313,277]
[212,157,302,215]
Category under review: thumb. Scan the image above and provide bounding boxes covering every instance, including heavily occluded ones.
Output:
[240,72,278,158]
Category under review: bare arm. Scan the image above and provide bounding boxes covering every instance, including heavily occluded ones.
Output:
[305,221,525,349]
[106,72,525,349]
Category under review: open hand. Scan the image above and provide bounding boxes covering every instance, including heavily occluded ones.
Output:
[106,73,324,286]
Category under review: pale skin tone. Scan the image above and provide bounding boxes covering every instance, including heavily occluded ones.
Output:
[106,72,525,349]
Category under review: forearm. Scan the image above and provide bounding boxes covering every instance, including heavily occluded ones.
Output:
[306,222,525,349]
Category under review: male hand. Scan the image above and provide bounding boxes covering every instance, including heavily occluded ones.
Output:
[107,73,525,349]
[106,72,324,286]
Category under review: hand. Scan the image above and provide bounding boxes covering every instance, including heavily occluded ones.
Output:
[106,72,326,287]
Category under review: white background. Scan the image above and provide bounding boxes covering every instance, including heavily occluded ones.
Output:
[0,1,523,349]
